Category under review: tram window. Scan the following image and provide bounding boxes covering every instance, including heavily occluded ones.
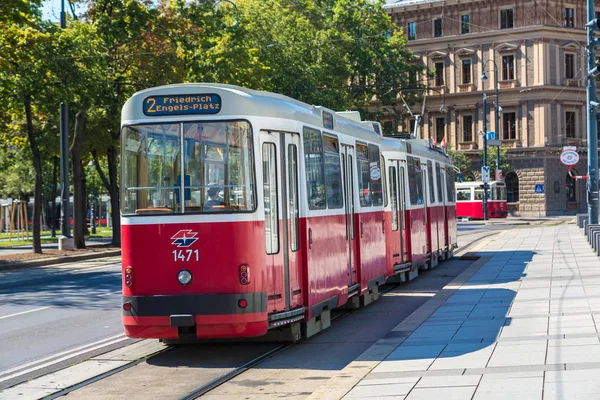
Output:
[474,189,484,200]
[446,166,455,202]
[303,127,326,209]
[357,143,371,207]
[435,162,443,202]
[400,166,407,230]
[427,160,435,204]
[184,121,255,212]
[381,156,388,207]
[263,143,279,255]
[456,188,472,201]
[121,124,181,214]
[390,166,399,231]
[288,144,300,252]
[494,186,507,201]
[407,156,423,205]
[323,135,343,209]
[121,121,257,215]
[368,144,383,207]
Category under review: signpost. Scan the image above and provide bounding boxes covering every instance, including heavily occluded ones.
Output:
[481,166,490,183]
[535,184,544,219]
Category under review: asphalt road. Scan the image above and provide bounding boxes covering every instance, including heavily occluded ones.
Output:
[457,221,524,235]
[0,257,133,390]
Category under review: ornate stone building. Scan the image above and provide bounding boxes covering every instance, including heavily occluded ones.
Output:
[383,0,600,216]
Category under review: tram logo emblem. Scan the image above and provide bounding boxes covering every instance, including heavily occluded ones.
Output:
[170,230,199,247]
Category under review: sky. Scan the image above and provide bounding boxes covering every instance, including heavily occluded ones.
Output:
[41,0,86,22]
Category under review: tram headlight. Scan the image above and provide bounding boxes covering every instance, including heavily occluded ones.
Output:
[178,270,193,285]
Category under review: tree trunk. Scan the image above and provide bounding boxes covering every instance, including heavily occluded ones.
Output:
[107,145,121,246]
[24,94,42,254]
[71,110,87,249]
[50,156,58,237]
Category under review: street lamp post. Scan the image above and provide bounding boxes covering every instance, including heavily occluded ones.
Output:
[482,93,489,220]
[88,160,96,234]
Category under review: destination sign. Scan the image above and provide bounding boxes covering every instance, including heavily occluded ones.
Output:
[143,94,221,116]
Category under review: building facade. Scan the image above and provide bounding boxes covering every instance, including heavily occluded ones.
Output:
[383,0,600,216]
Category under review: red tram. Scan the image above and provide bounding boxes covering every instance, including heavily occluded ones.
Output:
[455,181,508,220]
[120,84,458,341]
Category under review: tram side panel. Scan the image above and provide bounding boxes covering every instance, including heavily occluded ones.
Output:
[300,214,349,320]
[121,220,269,339]
[355,210,387,295]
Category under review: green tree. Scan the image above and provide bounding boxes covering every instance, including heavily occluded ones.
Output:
[447,149,471,182]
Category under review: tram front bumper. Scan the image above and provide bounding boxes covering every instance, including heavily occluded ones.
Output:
[122,292,269,339]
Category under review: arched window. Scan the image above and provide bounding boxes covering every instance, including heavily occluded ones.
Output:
[566,171,577,202]
[505,172,519,203]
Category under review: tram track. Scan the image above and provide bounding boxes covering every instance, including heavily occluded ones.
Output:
[41,240,491,400]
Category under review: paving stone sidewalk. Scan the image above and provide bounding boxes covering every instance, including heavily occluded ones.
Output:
[326,224,600,399]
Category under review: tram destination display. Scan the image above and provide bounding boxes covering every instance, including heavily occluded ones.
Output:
[143,94,221,116]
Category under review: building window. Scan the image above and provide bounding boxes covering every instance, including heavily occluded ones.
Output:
[502,55,515,80]
[500,9,514,29]
[461,15,470,34]
[564,8,575,27]
[408,22,416,41]
[462,59,472,84]
[565,53,575,79]
[434,62,444,86]
[462,115,473,142]
[434,18,442,37]
[566,111,576,138]
[435,117,445,143]
[596,11,600,20]
[503,112,516,140]
[505,172,519,203]
[566,172,576,202]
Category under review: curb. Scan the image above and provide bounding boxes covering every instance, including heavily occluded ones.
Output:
[305,238,495,400]
[0,250,122,272]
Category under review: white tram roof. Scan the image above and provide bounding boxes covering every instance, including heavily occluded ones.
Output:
[456,181,505,188]
[122,83,381,144]
[381,136,450,164]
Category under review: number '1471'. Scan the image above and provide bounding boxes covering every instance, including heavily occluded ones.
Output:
[173,249,199,262]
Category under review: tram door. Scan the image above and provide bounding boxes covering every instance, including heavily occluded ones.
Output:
[260,131,302,313]
[422,167,431,261]
[389,160,408,264]
[341,145,359,287]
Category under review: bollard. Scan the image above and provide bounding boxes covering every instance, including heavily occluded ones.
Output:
[577,214,589,228]
[587,224,600,242]
[594,230,600,252]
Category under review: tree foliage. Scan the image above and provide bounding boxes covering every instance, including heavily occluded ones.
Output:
[0,0,419,249]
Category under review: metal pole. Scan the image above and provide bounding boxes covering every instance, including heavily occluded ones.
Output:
[587,0,599,225]
[483,93,489,220]
[60,0,66,28]
[495,66,500,173]
[91,176,96,234]
[59,103,70,237]
[59,0,71,238]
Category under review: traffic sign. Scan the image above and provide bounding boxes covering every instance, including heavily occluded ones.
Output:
[495,170,503,181]
[560,149,579,166]
[487,139,502,146]
[482,166,490,183]
[486,131,496,140]
[535,184,544,194]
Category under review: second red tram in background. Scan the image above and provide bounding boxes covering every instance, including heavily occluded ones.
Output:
[120,83,458,341]
[455,181,508,220]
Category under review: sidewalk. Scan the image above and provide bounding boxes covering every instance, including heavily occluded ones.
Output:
[0,237,120,271]
[309,224,600,399]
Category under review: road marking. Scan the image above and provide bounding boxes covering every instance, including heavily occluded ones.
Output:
[0,333,127,381]
[0,307,50,320]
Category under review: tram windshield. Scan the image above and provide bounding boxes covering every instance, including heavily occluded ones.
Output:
[121,121,255,215]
